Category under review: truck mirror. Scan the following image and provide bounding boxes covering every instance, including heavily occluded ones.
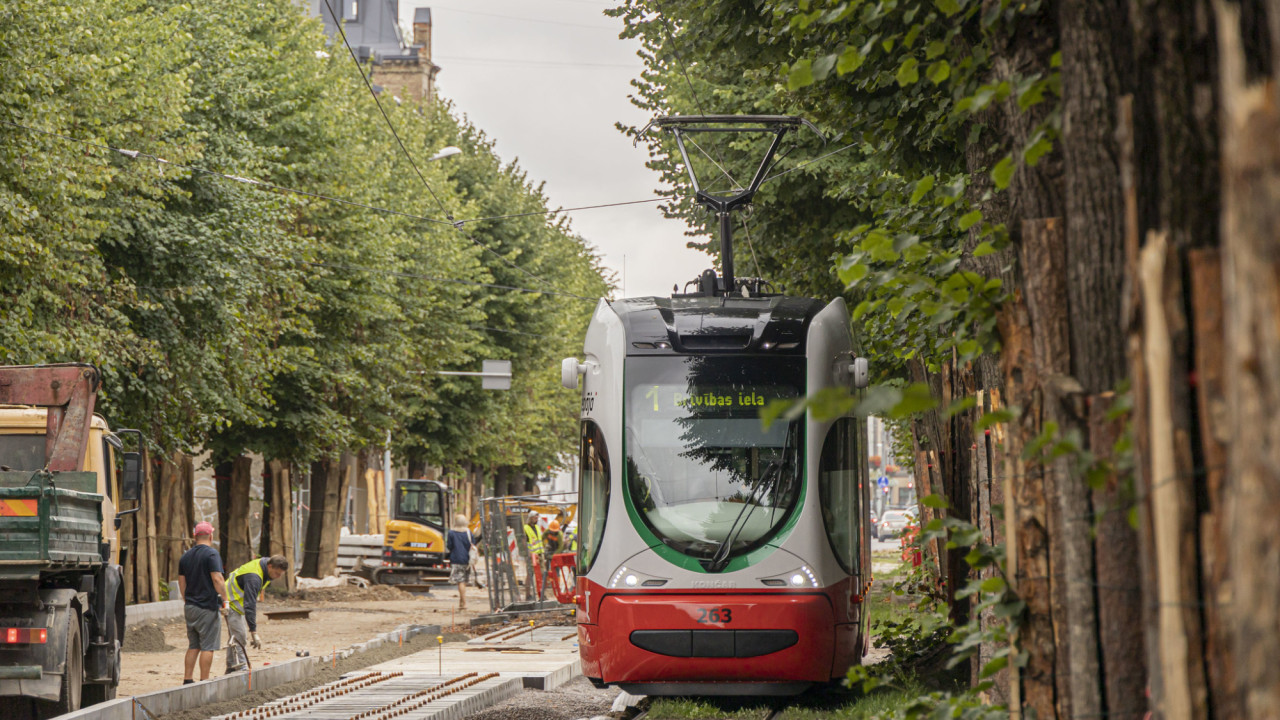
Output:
[121,451,142,501]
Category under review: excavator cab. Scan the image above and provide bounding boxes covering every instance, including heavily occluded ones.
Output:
[375,479,453,586]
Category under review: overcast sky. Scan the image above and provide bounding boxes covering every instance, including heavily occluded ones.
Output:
[394,0,709,299]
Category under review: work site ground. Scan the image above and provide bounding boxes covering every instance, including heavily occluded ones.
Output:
[119,584,485,698]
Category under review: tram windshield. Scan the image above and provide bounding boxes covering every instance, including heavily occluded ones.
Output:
[625,355,804,562]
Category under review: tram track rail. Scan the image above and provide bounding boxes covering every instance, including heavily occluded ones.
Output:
[212,671,506,720]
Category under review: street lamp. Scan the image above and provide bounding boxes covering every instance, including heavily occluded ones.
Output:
[428,146,461,162]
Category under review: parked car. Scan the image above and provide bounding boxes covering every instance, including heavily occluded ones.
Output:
[876,510,911,540]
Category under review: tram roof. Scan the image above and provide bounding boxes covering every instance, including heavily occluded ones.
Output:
[610,295,825,355]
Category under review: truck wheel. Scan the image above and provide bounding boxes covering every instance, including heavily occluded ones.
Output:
[51,617,83,714]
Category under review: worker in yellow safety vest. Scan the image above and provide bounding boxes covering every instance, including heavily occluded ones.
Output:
[523,513,544,599]
[224,555,288,673]
[523,513,543,555]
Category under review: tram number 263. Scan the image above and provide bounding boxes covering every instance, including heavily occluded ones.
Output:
[696,607,733,624]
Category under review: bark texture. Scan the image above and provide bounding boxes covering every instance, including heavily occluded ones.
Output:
[1060,0,1131,395]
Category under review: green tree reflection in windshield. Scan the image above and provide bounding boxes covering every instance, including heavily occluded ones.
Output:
[625,354,804,560]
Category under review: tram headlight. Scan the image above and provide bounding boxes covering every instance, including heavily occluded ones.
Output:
[760,566,820,588]
[608,565,669,589]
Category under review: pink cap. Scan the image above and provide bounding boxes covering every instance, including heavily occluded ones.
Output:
[193,521,214,537]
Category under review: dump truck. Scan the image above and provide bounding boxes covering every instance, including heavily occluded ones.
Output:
[0,364,141,718]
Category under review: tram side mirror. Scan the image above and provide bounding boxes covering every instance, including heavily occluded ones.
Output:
[561,357,585,390]
[850,357,870,390]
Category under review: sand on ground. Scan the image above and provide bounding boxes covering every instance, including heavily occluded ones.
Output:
[120,584,488,697]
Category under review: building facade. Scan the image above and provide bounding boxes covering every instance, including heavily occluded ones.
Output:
[306,1,440,105]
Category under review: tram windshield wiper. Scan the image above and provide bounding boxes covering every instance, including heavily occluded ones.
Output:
[701,454,787,573]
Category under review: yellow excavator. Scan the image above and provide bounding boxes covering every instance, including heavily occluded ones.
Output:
[373,478,453,586]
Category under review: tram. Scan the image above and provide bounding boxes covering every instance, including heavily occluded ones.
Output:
[561,116,875,696]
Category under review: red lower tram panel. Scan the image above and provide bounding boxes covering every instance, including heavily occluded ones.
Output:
[578,588,838,695]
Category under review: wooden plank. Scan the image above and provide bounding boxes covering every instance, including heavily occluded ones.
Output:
[1139,231,1193,720]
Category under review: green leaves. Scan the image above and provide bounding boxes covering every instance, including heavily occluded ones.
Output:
[927,60,951,84]
[910,175,936,205]
[836,45,864,74]
[958,209,983,230]
[896,58,920,86]
[991,155,1015,189]
[786,58,814,90]
[936,0,964,16]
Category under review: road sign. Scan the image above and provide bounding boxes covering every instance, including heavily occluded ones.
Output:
[481,359,513,390]
[877,476,889,489]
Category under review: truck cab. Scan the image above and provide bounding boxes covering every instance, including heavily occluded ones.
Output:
[0,409,124,563]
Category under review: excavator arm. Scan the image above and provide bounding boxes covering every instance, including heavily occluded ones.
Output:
[0,364,100,471]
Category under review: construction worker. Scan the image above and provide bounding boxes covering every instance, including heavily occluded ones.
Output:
[541,519,564,597]
[224,555,288,673]
[543,519,563,555]
[523,513,544,600]
[178,522,226,683]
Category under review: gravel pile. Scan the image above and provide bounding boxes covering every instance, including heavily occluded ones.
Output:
[463,676,622,720]
[125,622,174,653]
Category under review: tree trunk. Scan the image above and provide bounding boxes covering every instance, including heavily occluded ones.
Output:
[226,455,253,570]
[265,460,295,591]
[302,457,338,579]
[1217,8,1280,712]
[260,464,273,558]
[1060,0,1131,395]
[215,460,232,568]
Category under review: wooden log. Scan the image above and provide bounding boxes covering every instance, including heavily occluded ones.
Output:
[121,490,136,604]
[1020,218,1076,720]
[1087,394,1148,720]
[998,286,1055,719]
[365,468,379,535]
[266,460,295,591]
[373,469,387,534]
[1187,247,1237,717]
[1051,383,1100,720]
[1216,7,1280,712]
[142,448,160,602]
[1119,92,1163,715]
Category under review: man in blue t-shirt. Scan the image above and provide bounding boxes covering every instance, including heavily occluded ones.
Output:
[178,522,227,683]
